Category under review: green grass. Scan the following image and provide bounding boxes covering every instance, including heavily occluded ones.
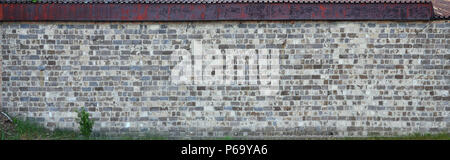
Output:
[1,131,5,140]
[86,134,169,140]
[215,136,235,140]
[1,118,169,140]
[1,117,448,140]
[341,132,450,140]
[2,118,79,140]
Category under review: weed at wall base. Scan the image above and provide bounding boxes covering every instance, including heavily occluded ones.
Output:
[76,108,94,138]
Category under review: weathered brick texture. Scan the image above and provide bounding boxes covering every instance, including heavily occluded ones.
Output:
[1,21,449,137]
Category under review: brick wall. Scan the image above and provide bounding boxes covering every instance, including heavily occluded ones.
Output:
[0,21,448,137]
[0,50,2,112]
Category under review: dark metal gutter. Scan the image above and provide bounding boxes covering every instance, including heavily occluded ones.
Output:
[0,3,433,21]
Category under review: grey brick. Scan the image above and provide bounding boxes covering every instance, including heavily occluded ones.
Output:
[2,21,448,138]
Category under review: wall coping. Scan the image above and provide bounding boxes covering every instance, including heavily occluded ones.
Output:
[0,3,434,21]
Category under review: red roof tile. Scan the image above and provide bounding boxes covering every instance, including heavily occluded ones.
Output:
[433,0,449,18]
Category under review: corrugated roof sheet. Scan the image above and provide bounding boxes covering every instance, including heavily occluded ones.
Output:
[0,0,447,18]
[0,0,433,4]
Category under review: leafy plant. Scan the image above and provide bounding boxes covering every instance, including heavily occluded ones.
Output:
[32,0,38,3]
[76,108,94,138]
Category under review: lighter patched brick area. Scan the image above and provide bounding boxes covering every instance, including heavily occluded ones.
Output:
[0,21,449,137]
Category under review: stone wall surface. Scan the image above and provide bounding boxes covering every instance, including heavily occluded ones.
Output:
[0,21,449,137]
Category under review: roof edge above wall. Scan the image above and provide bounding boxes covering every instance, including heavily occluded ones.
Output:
[0,0,434,4]
[0,2,435,21]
